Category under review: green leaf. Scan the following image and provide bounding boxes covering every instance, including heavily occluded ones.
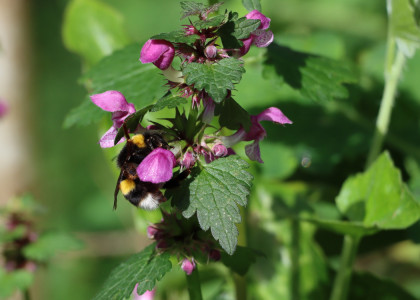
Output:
[221,246,263,275]
[218,12,260,48]
[193,15,226,30]
[151,92,188,112]
[65,44,167,128]
[388,0,420,57]
[242,0,262,12]
[263,42,358,102]
[183,58,245,103]
[336,151,420,230]
[0,269,34,298]
[172,156,253,255]
[0,225,26,243]
[349,271,417,300]
[151,30,198,44]
[114,105,154,145]
[216,97,251,131]
[23,232,83,261]
[63,97,105,128]
[93,244,172,300]
[180,1,206,19]
[62,0,129,66]
[180,1,223,19]
[302,217,379,237]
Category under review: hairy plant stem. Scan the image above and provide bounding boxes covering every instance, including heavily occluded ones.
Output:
[366,39,406,167]
[330,32,407,300]
[290,218,300,300]
[329,235,361,300]
[186,267,203,300]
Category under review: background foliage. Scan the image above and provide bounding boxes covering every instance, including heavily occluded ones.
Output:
[16,0,420,299]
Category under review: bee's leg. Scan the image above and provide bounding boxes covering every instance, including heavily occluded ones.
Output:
[114,170,123,210]
[163,169,191,189]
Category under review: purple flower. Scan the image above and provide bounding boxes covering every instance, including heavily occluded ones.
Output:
[212,143,228,157]
[181,258,196,275]
[0,100,9,118]
[181,151,195,170]
[137,148,176,183]
[240,10,274,56]
[90,91,136,148]
[205,45,218,58]
[222,107,292,163]
[140,39,175,70]
[202,96,215,124]
[147,226,159,239]
[132,285,155,300]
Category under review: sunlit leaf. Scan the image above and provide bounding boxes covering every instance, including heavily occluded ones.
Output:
[62,0,129,66]
[93,244,172,300]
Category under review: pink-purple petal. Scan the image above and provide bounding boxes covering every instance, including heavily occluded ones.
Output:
[137,148,176,183]
[132,284,155,300]
[181,258,196,275]
[257,107,292,124]
[202,96,215,124]
[99,126,122,148]
[0,100,9,118]
[140,39,175,70]
[246,10,271,30]
[221,128,247,147]
[90,91,132,112]
[245,141,263,163]
[253,29,274,48]
[239,36,255,56]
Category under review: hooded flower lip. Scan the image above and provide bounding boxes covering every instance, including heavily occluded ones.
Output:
[240,10,274,56]
[90,91,136,148]
[137,148,176,184]
[181,258,196,275]
[140,39,175,70]
[222,107,292,163]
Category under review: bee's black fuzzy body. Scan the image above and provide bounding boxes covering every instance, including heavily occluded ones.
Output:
[114,132,169,210]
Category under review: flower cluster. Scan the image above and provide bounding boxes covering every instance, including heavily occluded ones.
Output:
[146,213,221,275]
[90,4,291,204]
[139,9,274,111]
[2,213,38,272]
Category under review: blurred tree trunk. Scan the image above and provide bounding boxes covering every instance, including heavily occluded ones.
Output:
[0,0,33,205]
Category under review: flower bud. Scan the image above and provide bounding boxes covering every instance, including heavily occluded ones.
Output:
[140,39,175,70]
[181,258,196,275]
[181,151,195,170]
[132,284,155,300]
[204,45,217,58]
[147,226,159,239]
[0,100,9,118]
[212,143,228,157]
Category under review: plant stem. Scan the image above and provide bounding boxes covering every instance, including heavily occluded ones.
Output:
[366,41,406,167]
[24,289,31,300]
[186,266,203,300]
[233,206,248,300]
[331,27,407,300]
[290,218,300,300]
[329,235,361,300]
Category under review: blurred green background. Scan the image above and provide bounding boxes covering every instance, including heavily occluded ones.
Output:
[3,0,420,299]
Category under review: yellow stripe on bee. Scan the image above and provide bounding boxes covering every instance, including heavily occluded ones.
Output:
[131,134,146,148]
[120,179,136,195]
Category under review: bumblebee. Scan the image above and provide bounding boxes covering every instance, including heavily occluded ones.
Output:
[114,131,169,210]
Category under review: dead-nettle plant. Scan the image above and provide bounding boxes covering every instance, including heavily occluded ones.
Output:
[89,2,291,299]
